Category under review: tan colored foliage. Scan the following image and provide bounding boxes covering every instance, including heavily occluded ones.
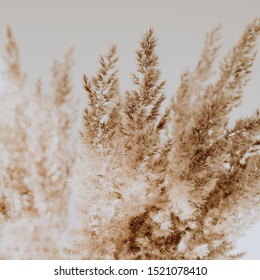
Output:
[66,19,260,260]
[0,28,77,259]
[1,19,260,259]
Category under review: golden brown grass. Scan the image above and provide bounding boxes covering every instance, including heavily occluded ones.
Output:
[66,18,260,260]
[0,27,77,259]
[1,19,260,259]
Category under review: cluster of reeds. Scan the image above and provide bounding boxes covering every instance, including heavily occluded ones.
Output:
[1,19,260,259]
[0,28,77,258]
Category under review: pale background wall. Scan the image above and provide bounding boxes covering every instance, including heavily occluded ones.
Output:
[0,0,259,259]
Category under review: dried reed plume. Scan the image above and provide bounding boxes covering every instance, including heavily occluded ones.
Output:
[66,18,260,260]
[1,19,260,260]
[0,28,78,259]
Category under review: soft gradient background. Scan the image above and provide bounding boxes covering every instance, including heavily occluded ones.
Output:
[0,0,260,259]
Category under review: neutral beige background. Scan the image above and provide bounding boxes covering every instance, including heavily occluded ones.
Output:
[0,0,260,259]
